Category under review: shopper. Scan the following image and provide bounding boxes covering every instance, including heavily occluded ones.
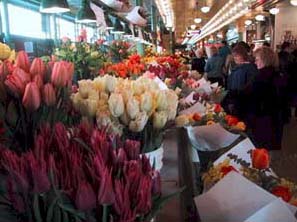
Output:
[191,48,206,74]
[245,46,284,150]
[219,40,231,63]
[204,46,224,86]
[223,45,258,116]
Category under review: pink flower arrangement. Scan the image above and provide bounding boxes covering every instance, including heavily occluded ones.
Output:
[0,122,164,222]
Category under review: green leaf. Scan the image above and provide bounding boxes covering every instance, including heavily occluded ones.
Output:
[6,101,18,127]
[46,196,59,222]
[144,186,186,221]
[58,202,86,221]
[53,205,62,222]
[73,138,93,153]
[33,194,42,222]
[62,209,69,222]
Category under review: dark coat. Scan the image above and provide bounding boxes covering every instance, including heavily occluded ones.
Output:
[244,66,284,150]
[191,57,206,73]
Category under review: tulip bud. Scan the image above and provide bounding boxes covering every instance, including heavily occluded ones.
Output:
[51,61,68,87]
[15,51,30,72]
[124,139,140,160]
[136,175,152,214]
[43,83,56,106]
[13,67,31,84]
[0,62,8,82]
[4,74,26,98]
[22,82,41,112]
[98,168,115,205]
[251,148,270,170]
[33,74,43,90]
[30,58,46,79]
[75,181,96,211]
[63,61,74,83]
[153,111,168,129]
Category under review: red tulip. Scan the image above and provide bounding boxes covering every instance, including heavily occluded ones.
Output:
[220,165,237,176]
[124,139,140,160]
[43,83,56,106]
[22,82,41,112]
[30,58,46,78]
[75,181,96,211]
[51,61,69,87]
[4,74,26,97]
[136,175,152,214]
[33,74,43,89]
[15,51,30,72]
[113,148,127,168]
[225,115,239,126]
[214,104,222,113]
[98,168,115,205]
[271,186,291,202]
[251,148,270,170]
[13,67,31,84]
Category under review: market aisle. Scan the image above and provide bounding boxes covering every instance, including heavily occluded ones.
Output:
[157,130,182,222]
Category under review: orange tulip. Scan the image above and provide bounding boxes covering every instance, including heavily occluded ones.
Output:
[51,61,69,87]
[43,83,56,106]
[251,148,270,170]
[4,74,26,97]
[15,51,30,72]
[62,61,74,83]
[22,82,41,112]
[30,58,46,78]
[33,75,43,90]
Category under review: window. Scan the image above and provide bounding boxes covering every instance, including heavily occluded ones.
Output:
[58,18,75,41]
[7,4,46,39]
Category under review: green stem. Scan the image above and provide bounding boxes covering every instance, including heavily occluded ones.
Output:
[18,102,28,151]
[102,205,109,222]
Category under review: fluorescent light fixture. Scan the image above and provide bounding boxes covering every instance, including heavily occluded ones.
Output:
[40,0,70,13]
[201,6,210,13]
[255,14,265,21]
[290,0,297,6]
[190,24,196,30]
[269,8,279,15]
[194,18,202,24]
[245,19,252,26]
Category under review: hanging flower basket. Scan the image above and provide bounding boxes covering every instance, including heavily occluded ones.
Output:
[126,6,147,26]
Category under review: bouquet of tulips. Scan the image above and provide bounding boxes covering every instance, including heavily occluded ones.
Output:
[105,54,145,78]
[0,50,78,151]
[202,149,297,206]
[54,35,110,81]
[71,75,178,153]
[0,121,180,222]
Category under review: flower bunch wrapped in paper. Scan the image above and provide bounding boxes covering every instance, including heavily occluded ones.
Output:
[0,50,78,151]
[0,121,180,222]
[146,55,189,89]
[71,75,178,154]
[54,34,109,81]
[105,54,145,78]
[203,147,297,206]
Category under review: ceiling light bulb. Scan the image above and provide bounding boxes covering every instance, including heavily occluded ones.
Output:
[290,0,297,6]
[269,7,279,15]
[201,6,210,13]
[255,14,265,21]
[190,24,196,30]
[194,18,202,23]
[245,19,252,25]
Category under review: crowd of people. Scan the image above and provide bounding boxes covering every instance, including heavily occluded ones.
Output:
[189,41,297,151]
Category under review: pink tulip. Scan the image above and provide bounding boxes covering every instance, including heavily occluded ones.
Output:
[63,61,74,84]
[98,168,115,205]
[141,155,152,173]
[43,83,56,106]
[33,74,43,89]
[53,123,70,150]
[124,139,140,160]
[13,67,31,84]
[30,58,46,78]
[15,51,30,72]
[22,82,41,112]
[51,61,69,87]
[113,148,127,168]
[75,181,96,211]
[4,74,26,97]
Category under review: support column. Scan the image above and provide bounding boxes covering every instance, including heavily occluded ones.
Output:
[134,0,144,56]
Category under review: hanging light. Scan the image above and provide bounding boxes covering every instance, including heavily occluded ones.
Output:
[40,0,70,13]
[244,19,252,26]
[76,0,97,23]
[255,14,265,21]
[111,18,125,34]
[291,0,297,6]
[269,7,279,15]
[190,24,196,30]
[194,18,202,24]
[201,6,210,13]
[104,13,114,30]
